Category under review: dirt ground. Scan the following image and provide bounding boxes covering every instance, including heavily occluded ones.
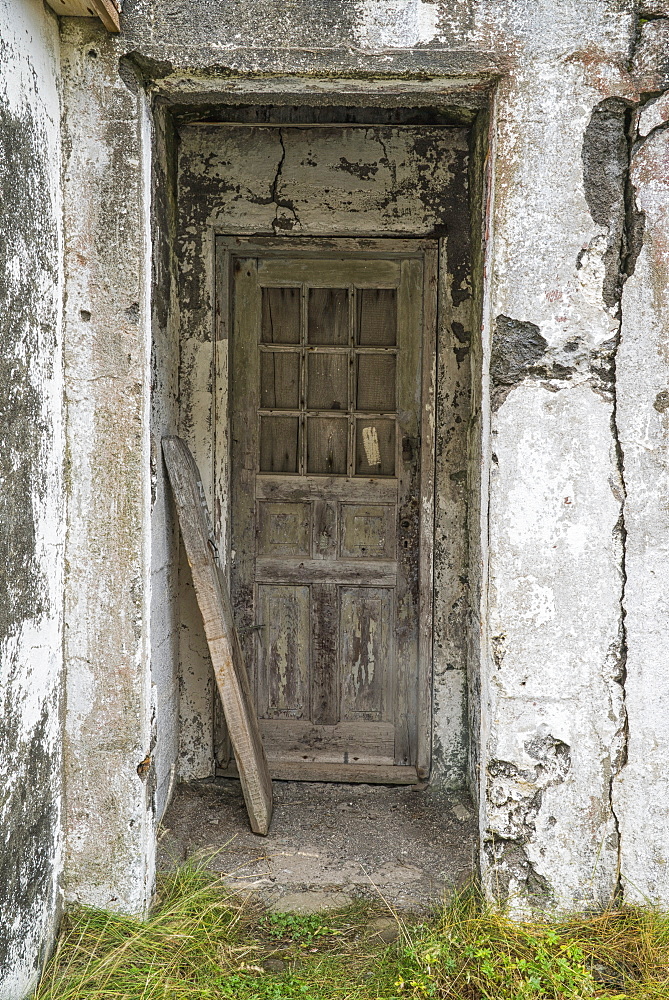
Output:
[158,778,478,914]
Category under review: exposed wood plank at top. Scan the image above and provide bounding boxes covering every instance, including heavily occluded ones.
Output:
[45,0,96,15]
[162,436,273,835]
[219,762,421,784]
[44,0,120,30]
[259,258,401,287]
[92,0,120,30]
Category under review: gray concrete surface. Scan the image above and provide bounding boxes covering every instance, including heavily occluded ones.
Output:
[158,779,477,913]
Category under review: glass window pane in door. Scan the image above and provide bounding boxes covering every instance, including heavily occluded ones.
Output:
[261,287,300,344]
[356,354,396,412]
[260,416,300,473]
[260,352,300,409]
[307,353,348,410]
[308,288,349,345]
[357,288,396,345]
[307,417,348,475]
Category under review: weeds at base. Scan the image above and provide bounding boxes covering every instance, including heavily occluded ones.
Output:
[35,857,669,1000]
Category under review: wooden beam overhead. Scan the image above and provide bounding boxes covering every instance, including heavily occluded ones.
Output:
[44,0,121,33]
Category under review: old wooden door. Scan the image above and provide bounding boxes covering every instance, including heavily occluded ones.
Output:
[221,237,436,783]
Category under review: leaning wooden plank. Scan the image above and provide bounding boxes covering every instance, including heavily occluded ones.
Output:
[162,435,272,835]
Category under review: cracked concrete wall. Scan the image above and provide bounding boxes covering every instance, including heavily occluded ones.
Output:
[614,68,669,902]
[0,1,64,997]
[479,6,637,912]
[5,0,664,936]
[175,123,473,787]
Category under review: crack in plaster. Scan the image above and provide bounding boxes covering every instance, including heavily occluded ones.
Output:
[604,55,669,889]
[604,99,649,902]
[606,42,669,893]
[271,128,298,232]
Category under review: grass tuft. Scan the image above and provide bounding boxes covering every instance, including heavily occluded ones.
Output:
[36,863,669,1000]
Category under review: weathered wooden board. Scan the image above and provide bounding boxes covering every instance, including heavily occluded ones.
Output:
[218,761,420,784]
[44,0,120,31]
[162,435,272,835]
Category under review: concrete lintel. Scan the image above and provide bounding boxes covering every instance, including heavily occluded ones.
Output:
[120,47,503,87]
[151,74,496,102]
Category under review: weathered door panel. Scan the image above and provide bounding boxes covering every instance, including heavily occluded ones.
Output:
[224,238,436,782]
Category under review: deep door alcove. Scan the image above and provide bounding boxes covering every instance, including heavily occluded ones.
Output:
[152,92,485,801]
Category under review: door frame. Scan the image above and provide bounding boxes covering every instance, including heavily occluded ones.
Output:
[214,235,437,779]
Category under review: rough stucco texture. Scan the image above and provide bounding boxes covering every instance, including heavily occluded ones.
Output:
[476,3,635,911]
[0,1,64,997]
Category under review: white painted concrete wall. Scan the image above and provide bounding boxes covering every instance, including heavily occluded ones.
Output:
[60,20,156,915]
[476,3,636,911]
[0,1,64,996]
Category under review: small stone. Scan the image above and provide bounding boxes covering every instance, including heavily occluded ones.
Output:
[262,958,286,973]
[452,803,471,822]
[638,91,669,138]
[368,916,400,943]
[271,891,352,914]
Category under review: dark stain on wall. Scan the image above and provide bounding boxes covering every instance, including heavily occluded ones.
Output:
[581,97,631,309]
[0,696,59,977]
[490,315,548,409]
[0,103,53,648]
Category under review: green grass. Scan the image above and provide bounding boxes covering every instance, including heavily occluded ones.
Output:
[36,859,669,1000]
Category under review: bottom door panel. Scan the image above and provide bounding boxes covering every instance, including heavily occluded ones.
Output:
[258,719,395,765]
[340,587,393,723]
[257,585,310,719]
